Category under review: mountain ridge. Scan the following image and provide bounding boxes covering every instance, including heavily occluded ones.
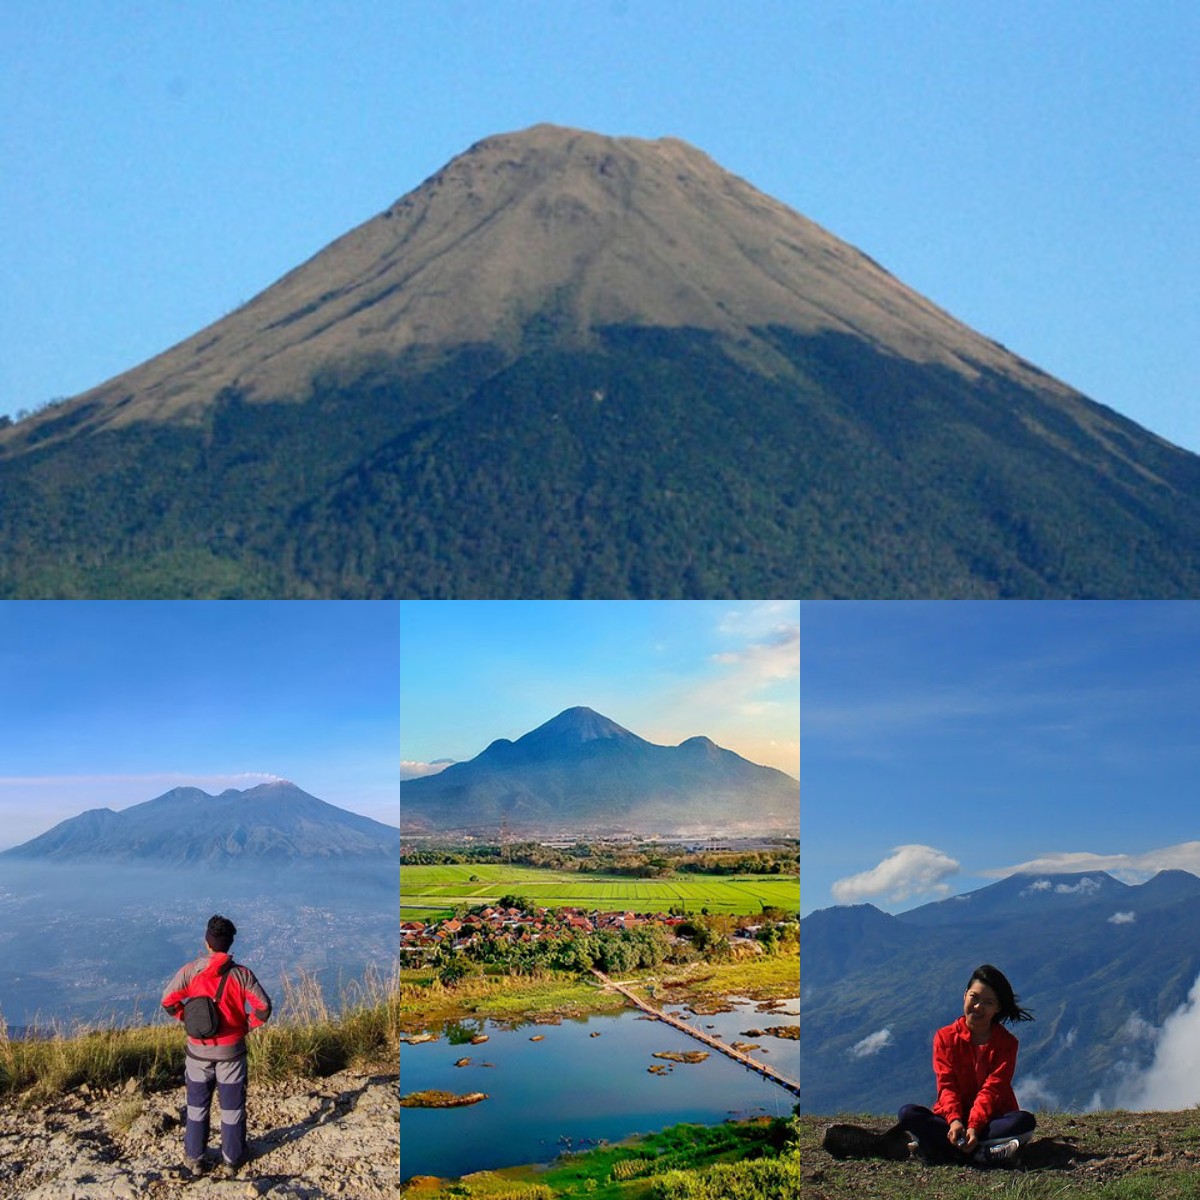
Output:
[401,705,798,837]
[0,780,400,866]
[800,869,1200,1114]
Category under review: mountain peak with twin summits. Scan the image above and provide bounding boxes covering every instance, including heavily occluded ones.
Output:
[0,781,399,866]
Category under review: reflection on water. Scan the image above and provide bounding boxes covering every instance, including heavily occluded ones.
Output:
[399,995,799,1181]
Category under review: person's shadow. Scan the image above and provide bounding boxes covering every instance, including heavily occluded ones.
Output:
[1016,1134,1108,1170]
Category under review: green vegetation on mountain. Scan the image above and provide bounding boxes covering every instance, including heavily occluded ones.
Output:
[5,326,1200,598]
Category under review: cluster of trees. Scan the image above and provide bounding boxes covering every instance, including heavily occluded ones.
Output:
[401,841,798,877]
[431,923,677,985]
[430,907,798,987]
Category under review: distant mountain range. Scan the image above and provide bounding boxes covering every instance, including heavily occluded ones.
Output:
[800,870,1200,1115]
[399,706,799,838]
[4,124,1200,598]
[0,780,400,866]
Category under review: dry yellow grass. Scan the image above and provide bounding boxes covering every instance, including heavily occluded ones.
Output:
[0,963,400,1101]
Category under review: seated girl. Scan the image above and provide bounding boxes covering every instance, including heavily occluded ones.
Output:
[898,962,1036,1165]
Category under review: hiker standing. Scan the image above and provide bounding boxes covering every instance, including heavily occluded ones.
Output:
[161,914,272,1178]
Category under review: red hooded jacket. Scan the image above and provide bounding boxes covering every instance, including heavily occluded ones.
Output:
[931,1016,1021,1131]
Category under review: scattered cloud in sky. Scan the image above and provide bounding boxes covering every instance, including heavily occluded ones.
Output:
[848,1028,893,1058]
[801,603,1200,915]
[1021,880,1052,896]
[1109,911,1137,925]
[831,844,960,905]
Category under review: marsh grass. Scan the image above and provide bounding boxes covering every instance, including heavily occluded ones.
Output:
[399,969,628,1029]
[399,949,799,1033]
[403,1117,798,1199]
[0,961,400,1102]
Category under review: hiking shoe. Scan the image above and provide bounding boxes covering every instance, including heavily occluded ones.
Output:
[214,1158,242,1179]
[180,1156,206,1178]
[823,1123,913,1160]
[975,1137,1021,1166]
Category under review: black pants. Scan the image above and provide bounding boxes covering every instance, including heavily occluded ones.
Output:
[897,1104,1035,1159]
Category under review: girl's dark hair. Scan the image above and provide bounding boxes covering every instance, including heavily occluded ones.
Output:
[968,963,1035,1025]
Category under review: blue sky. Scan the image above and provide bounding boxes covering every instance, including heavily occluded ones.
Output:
[2,3,1197,450]
[399,601,799,781]
[0,601,400,847]
[801,602,1200,916]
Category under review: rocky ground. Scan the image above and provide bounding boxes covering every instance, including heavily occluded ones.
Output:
[0,1068,399,1199]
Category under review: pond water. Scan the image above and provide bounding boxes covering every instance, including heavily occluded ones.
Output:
[399,995,799,1181]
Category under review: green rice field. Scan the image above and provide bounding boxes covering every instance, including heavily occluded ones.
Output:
[399,863,799,918]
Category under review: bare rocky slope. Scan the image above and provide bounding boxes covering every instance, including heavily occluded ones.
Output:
[5,124,1062,439]
[0,1068,398,1199]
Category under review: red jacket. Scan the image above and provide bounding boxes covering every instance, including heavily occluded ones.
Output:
[161,951,272,1052]
[932,1016,1021,1131]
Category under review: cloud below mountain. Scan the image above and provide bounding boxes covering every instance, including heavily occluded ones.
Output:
[848,1028,893,1058]
[1119,969,1200,1111]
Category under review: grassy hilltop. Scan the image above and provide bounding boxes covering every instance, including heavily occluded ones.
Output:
[799,1111,1200,1200]
[0,965,399,1100]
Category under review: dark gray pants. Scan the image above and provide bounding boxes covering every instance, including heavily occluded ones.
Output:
[184,1054,247,1165]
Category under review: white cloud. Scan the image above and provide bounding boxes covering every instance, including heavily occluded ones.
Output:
[1120,1013,1158,1042]
[983,842,1200,884]
[848,1028,893,1058]
[832,844,960,904]
[1018,1074,1061,1111]
[1109,911,1137,925]
[711,622,799,684]
[1021,880,1052,896]
[1055,877,1102,895]
[1120,971,1200,1110]
[400,760,454,781]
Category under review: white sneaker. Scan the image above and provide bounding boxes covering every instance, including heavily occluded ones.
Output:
[975,1137,1021,1165]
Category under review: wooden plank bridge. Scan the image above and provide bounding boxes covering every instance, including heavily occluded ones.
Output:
[590,969,800,1100]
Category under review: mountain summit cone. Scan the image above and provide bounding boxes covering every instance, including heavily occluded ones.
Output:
[15,125,1049,431]
[5,124,1200,598]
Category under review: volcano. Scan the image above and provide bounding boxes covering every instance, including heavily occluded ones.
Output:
[399,706,800,838]
[4,124,1200,598]
[0,780,400,866]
